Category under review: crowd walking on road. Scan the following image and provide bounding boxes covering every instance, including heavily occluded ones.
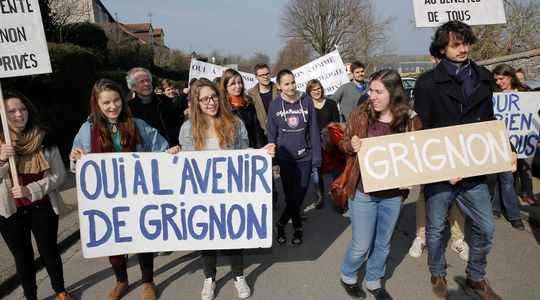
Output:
[1,20,539,300]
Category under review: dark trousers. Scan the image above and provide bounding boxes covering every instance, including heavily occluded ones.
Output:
[278,160,312,229]
[109,253,154,283]
[492,172,521,221]
[0,202,65,300]
[201,249,243,279]
[514,159,533,196]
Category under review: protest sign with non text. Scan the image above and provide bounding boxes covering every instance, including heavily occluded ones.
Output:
[0,0,52,78]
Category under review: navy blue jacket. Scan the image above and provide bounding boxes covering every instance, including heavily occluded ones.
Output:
[267,93,322,167]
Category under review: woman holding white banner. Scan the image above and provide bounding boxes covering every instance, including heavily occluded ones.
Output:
[178,79,274,300]
[338,69,421,300]
[70,79,175,300]
[0,91,74,300]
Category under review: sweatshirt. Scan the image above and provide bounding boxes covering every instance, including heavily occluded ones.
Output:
[328,81,367,121]
[267,92,322,167]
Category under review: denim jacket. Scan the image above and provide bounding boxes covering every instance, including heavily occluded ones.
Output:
[71,118,168,166]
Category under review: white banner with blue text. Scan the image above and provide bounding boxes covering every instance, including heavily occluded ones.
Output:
[76,150,273,258]
[493,92,540,159]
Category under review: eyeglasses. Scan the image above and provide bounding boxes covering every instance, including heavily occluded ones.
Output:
[257,73,270,78]
[199,94,219,104]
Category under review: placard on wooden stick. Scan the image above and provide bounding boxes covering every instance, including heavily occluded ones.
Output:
[358,121,513,193]
[0,0,52,186]
[0,0,52,78]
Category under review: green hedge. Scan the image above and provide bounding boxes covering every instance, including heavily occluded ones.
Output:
[57,22,108,54]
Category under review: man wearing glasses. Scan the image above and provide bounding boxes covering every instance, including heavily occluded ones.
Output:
[248,63,279,135]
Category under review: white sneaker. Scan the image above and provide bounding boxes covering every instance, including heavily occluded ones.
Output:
[201,278,215,300]
[234,276,251,299]
[451,239,469,262]
[408,237,425,258]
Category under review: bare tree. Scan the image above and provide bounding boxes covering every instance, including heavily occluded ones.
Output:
[281,0,391,61]
[272,38,313,73]
[49,0,91,27]
[471,0,540,60]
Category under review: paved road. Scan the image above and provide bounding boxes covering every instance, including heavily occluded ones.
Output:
[4,180,540,300]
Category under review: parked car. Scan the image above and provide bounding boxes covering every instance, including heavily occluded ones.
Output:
[402,77,416,107]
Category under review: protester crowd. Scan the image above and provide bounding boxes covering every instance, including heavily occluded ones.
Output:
[0,20,538,300]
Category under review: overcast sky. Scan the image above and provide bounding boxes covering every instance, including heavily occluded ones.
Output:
[101,0,434,61]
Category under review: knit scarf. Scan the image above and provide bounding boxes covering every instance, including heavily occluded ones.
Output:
[2,127,50,174]
[228,95,247,109]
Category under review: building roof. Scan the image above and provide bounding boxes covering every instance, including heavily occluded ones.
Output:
[123,23,153,33]
[95,0,115,22]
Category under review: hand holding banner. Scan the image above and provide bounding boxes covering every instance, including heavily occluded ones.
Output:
[358,121,513,193]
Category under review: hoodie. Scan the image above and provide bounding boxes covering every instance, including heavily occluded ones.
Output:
[267,92,321,167]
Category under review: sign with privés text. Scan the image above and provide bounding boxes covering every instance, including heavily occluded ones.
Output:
[358,121,513,193]
[0,0,52,77]
[76,150,272,258]
[412,0,506,27]
[493,92,540,159]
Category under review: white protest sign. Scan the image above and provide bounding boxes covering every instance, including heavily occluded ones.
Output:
[292,50,349,96]
[358,121,513,193]
[189,59,257,90]
[493,92,540,159]
[412,0,506,27]
[0,0,52,78]
[76,150,272,258]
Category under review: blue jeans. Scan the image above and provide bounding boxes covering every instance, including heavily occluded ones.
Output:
[425,183,495,281]
[341,191,402,286]
[492,172,521,221]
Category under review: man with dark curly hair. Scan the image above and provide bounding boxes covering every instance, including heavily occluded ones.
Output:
[414,21,505,300]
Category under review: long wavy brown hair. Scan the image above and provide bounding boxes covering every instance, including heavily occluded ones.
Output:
[365,69,411,133]
[189,79,238,150]
[89,79,141,152]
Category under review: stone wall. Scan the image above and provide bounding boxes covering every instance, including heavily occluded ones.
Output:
[478,48,540,80]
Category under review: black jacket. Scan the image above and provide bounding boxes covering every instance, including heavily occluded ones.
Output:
[414,60,494,130]
[414,60,495,186]
[231,97,267,149]
[129,93,182,146]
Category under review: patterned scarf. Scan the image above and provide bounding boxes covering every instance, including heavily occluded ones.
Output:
[2,127,50,174]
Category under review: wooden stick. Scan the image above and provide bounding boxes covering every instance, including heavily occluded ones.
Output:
[0,82,19,187]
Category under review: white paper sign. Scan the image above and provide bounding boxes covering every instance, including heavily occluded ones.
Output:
[292,50,350,96]
[412,0,507,27]
[493,92,540,159]
[189,59,257,90]
[0,0,52,78]
[76,150,273,258]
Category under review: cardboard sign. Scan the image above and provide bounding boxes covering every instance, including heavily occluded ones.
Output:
[358,121,513,193]
[412,0,506,27]
[76,150,272,258]
[292,50,350,96]
[493,92,540,159]
[0,0,52,78]
[189,59,257,90]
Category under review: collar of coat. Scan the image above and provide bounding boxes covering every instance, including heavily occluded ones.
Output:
[432,59,491,84]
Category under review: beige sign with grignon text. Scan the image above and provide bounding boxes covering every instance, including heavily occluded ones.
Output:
[358,121,513,193]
